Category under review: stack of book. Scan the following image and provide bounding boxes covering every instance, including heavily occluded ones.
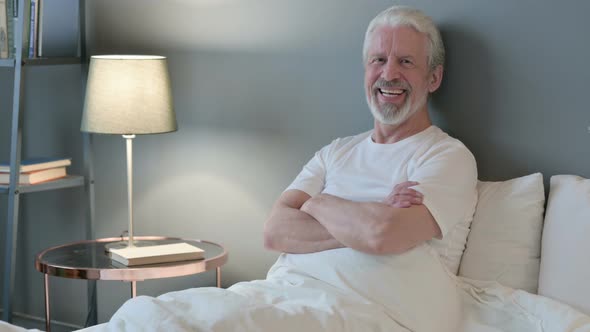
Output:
[0,157,71,185]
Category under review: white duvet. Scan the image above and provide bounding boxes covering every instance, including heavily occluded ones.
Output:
[2,244,589,332]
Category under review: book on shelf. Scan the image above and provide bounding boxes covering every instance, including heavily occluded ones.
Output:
[0,157,71,173]
[6,0,14,58]
[109,243,205,266]
[0,166,66,184]
[35,0,41,56]
[0,0,7,59]
[27,0,37,58]
[22,0,30,57]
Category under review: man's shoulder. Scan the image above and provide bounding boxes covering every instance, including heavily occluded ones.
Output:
[426,126,472,151]
[417,127,476,164]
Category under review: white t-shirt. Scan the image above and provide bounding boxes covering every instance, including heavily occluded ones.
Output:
[284,125,478,274]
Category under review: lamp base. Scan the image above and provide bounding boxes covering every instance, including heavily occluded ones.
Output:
[104,239,161,252]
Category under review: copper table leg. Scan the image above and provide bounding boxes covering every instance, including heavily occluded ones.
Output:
[216,267,221,288]
[131,281,137,298]
[44,274,51,332]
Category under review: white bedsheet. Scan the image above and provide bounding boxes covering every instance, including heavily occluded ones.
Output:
[2,246,589,332]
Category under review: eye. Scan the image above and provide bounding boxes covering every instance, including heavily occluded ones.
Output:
[400,58,415,67]
[370,57,386,65]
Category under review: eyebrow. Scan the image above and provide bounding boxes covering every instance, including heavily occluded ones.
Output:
[368,52,386,58]
[368,53,416,60]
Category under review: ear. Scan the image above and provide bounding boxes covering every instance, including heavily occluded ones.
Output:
[427,65,444,93]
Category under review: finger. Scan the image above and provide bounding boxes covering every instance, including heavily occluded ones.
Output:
[393,181,419,190]
[383,195,423,208]
[394,194,423,204]
[383,198,412,208]
[395,188,423,196]
[389,191,422,201]
[410,196,423,204]
[393,201,412,208]
[385,192,422,203]
[393,181,419,191]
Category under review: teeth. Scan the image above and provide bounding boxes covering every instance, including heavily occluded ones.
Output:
[380,89,404,95]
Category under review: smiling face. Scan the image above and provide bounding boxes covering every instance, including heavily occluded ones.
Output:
[364,25,442,126]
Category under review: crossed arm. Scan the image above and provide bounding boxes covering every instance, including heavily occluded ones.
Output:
[263,182,441,255]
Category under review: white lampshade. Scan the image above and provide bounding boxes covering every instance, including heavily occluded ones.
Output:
[81,55,177,134]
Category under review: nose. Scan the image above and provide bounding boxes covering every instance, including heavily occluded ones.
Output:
[382,59,401,81]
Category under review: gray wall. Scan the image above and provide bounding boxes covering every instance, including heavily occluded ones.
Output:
[1,0,589,327]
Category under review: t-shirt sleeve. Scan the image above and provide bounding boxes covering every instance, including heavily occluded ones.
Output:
[284,143,332,196]
[409,141,478,238]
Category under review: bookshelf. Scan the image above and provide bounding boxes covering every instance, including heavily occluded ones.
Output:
[1,0,96,325]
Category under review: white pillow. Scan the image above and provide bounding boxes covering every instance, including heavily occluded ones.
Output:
[538,175,590,315]
[458,173,545,294]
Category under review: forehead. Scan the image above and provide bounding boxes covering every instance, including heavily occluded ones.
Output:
[368,25,429,58]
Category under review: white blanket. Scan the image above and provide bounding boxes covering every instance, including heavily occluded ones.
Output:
[3,245,589,332]
[76,245,590,332]
[76,281,590,332]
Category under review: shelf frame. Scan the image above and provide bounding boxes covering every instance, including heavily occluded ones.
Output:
[0,175,85,194]
[23,57,82,66]
[0,59,16,67]
[0,57,82,67]
[3,0,26,323]
[1,0,93,326]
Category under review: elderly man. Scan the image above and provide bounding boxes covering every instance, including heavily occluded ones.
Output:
[264,6,476,275]
[261,5,477,331]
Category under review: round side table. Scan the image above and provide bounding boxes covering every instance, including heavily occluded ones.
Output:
[35,236,228,332]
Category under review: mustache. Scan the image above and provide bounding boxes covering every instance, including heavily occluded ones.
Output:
[373,79,410,90]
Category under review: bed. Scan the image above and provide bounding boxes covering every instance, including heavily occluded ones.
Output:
[1,173,589,332]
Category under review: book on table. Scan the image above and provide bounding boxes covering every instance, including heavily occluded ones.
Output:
[109,242,205,266]
[0,166,67,184]
[0,157,71,173]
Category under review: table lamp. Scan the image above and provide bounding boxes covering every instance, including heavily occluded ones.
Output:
[81,55,177,251]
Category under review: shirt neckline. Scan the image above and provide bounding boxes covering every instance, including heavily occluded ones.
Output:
[366,125,437,148]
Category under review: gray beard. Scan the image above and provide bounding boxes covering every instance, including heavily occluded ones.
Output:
[368,92,427,126]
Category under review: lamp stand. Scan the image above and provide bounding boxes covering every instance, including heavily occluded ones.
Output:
[124,134,136,248]
[105,134,157,252]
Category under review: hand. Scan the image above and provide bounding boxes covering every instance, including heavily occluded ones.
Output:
[382,181,423,208]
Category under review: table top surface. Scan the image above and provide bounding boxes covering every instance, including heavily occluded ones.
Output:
[35,236,228,281]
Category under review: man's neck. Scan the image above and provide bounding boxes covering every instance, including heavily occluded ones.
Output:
[372,110,432,144]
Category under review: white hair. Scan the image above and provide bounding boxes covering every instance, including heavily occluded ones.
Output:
[362,6,445,72]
